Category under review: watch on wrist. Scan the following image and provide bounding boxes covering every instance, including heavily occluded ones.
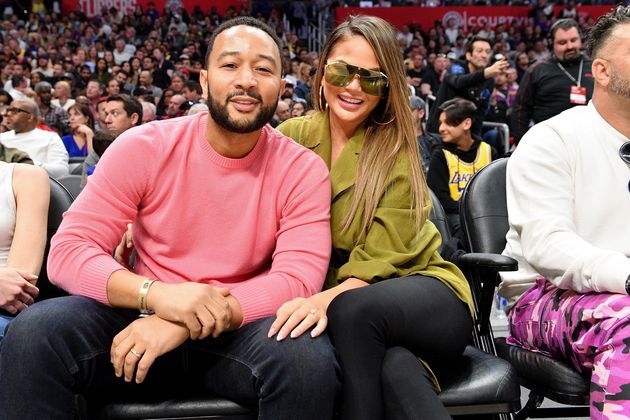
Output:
[625,275,630,295]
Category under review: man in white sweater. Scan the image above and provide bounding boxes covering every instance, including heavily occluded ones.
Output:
[0,98,69,178]
[500,7,630,418]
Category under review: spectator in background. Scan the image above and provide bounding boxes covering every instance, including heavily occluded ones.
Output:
[169,71,187,94]
[95,97,109,131]
[52,81,76,112]
[34,81,69,136]
[514,52,530,83]
[105,79,121,97]
[427,36,509,138]
[512,19,594,144]
[85,80,104,124]
[61,103,95,157]
[290,100,306,118]
[136,70,163,101]
[420,54,447,99]
[165,93,187,118]
[7,76,30,101]
[410,95,441,174]
[1,98,69,178]
[141,100,157,124]
[406,53,424,96]
[113,36,133,65]
[270,100,289,128]
[104,94,143,132]
[182,80,202,102]
[427,98,497,240]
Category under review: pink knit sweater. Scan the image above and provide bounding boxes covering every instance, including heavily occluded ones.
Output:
[48,112,332,325]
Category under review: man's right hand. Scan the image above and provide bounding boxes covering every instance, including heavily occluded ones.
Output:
[147,282,233,340]
[0,267,39,314]
[484,59,509,79]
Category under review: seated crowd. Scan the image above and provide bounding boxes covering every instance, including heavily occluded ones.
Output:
[0,2,628,419]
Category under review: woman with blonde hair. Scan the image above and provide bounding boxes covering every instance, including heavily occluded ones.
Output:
[276,15,473,419]
[52,81,75,112]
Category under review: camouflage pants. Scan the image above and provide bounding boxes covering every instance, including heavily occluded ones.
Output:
[507,278,630,419]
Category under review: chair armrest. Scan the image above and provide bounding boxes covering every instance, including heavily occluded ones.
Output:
[459,253,518,272]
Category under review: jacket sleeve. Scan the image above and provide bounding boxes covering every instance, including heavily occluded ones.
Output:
[511,66,537,144]
[444,68,487,90]
[38,134,69,178]
[336,169,444,282]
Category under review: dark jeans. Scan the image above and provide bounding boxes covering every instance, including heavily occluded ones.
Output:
[0,296,340,420]
[327,276,472,420]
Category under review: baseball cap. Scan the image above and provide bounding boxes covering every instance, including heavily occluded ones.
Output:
[283,75,297,87]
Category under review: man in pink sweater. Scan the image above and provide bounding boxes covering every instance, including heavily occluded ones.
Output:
[0,17,339,419]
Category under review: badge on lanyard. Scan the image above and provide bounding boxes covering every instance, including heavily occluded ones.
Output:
[570,86,587,104]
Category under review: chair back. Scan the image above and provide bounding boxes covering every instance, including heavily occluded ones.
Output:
[428,189,450,254]
[460,158,509,254]
[57,175,83,200]
[36,178,74,301]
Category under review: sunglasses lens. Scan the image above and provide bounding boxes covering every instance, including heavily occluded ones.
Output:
[325,62,352,88]
[325,62,389,97]
[360,75,387,96]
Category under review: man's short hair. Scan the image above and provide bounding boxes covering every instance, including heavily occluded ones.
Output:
[438,97,477,126]
[410,95,426,111]
[10,74,25,87]
[204,17,283,69]
[184,80,202,94]
[586,6,630,58]
[465,36,492,55]
[34,81,53,93]
[550,18,580,43]
[107,94,143,126]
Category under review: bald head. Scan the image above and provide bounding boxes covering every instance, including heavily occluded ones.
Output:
[6,99,39,133]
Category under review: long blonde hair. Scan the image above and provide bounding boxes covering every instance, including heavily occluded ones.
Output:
[313,15,428,239]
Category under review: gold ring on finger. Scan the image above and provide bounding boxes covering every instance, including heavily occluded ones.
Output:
[130,349,143,358]
[308,309,316,316]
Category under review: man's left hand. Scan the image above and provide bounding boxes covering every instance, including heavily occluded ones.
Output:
[111,315,189,384]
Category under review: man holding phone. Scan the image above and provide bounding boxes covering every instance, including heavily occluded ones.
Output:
[427,35,509,138]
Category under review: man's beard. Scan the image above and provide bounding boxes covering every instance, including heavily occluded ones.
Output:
[558,48,581,64]
[609,66,630,99]
[207,82,277,134]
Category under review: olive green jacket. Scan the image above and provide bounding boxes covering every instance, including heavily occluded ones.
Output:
[277,112,473,317]
[0,143,33,164]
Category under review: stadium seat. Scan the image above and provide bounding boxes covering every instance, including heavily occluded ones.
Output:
[459,158,590,419]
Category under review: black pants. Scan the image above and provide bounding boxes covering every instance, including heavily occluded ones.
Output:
[327,276,472,420]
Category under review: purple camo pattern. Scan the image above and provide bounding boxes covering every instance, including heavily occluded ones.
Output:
[507,278,630,419]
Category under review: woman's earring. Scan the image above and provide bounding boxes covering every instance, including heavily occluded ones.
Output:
[318,86,327,111]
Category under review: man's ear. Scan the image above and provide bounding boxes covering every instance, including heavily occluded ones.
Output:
[591,58,610,89]
[199,69,208,100]
[131,113,139,126]
[278,79,286,100]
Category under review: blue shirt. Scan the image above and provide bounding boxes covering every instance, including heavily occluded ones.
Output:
[61,134,88,157]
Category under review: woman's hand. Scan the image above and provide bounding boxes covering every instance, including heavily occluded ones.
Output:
[114,223,134,267]
[268,294,329,340]
[0,267,38,314]
[74,124,94,138]
[110,315,189,384]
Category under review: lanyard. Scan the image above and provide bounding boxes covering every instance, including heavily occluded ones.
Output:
[556,58,583,87]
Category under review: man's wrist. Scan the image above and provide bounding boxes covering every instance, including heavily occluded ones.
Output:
[625,275,630,295]
[138,278,156,315]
